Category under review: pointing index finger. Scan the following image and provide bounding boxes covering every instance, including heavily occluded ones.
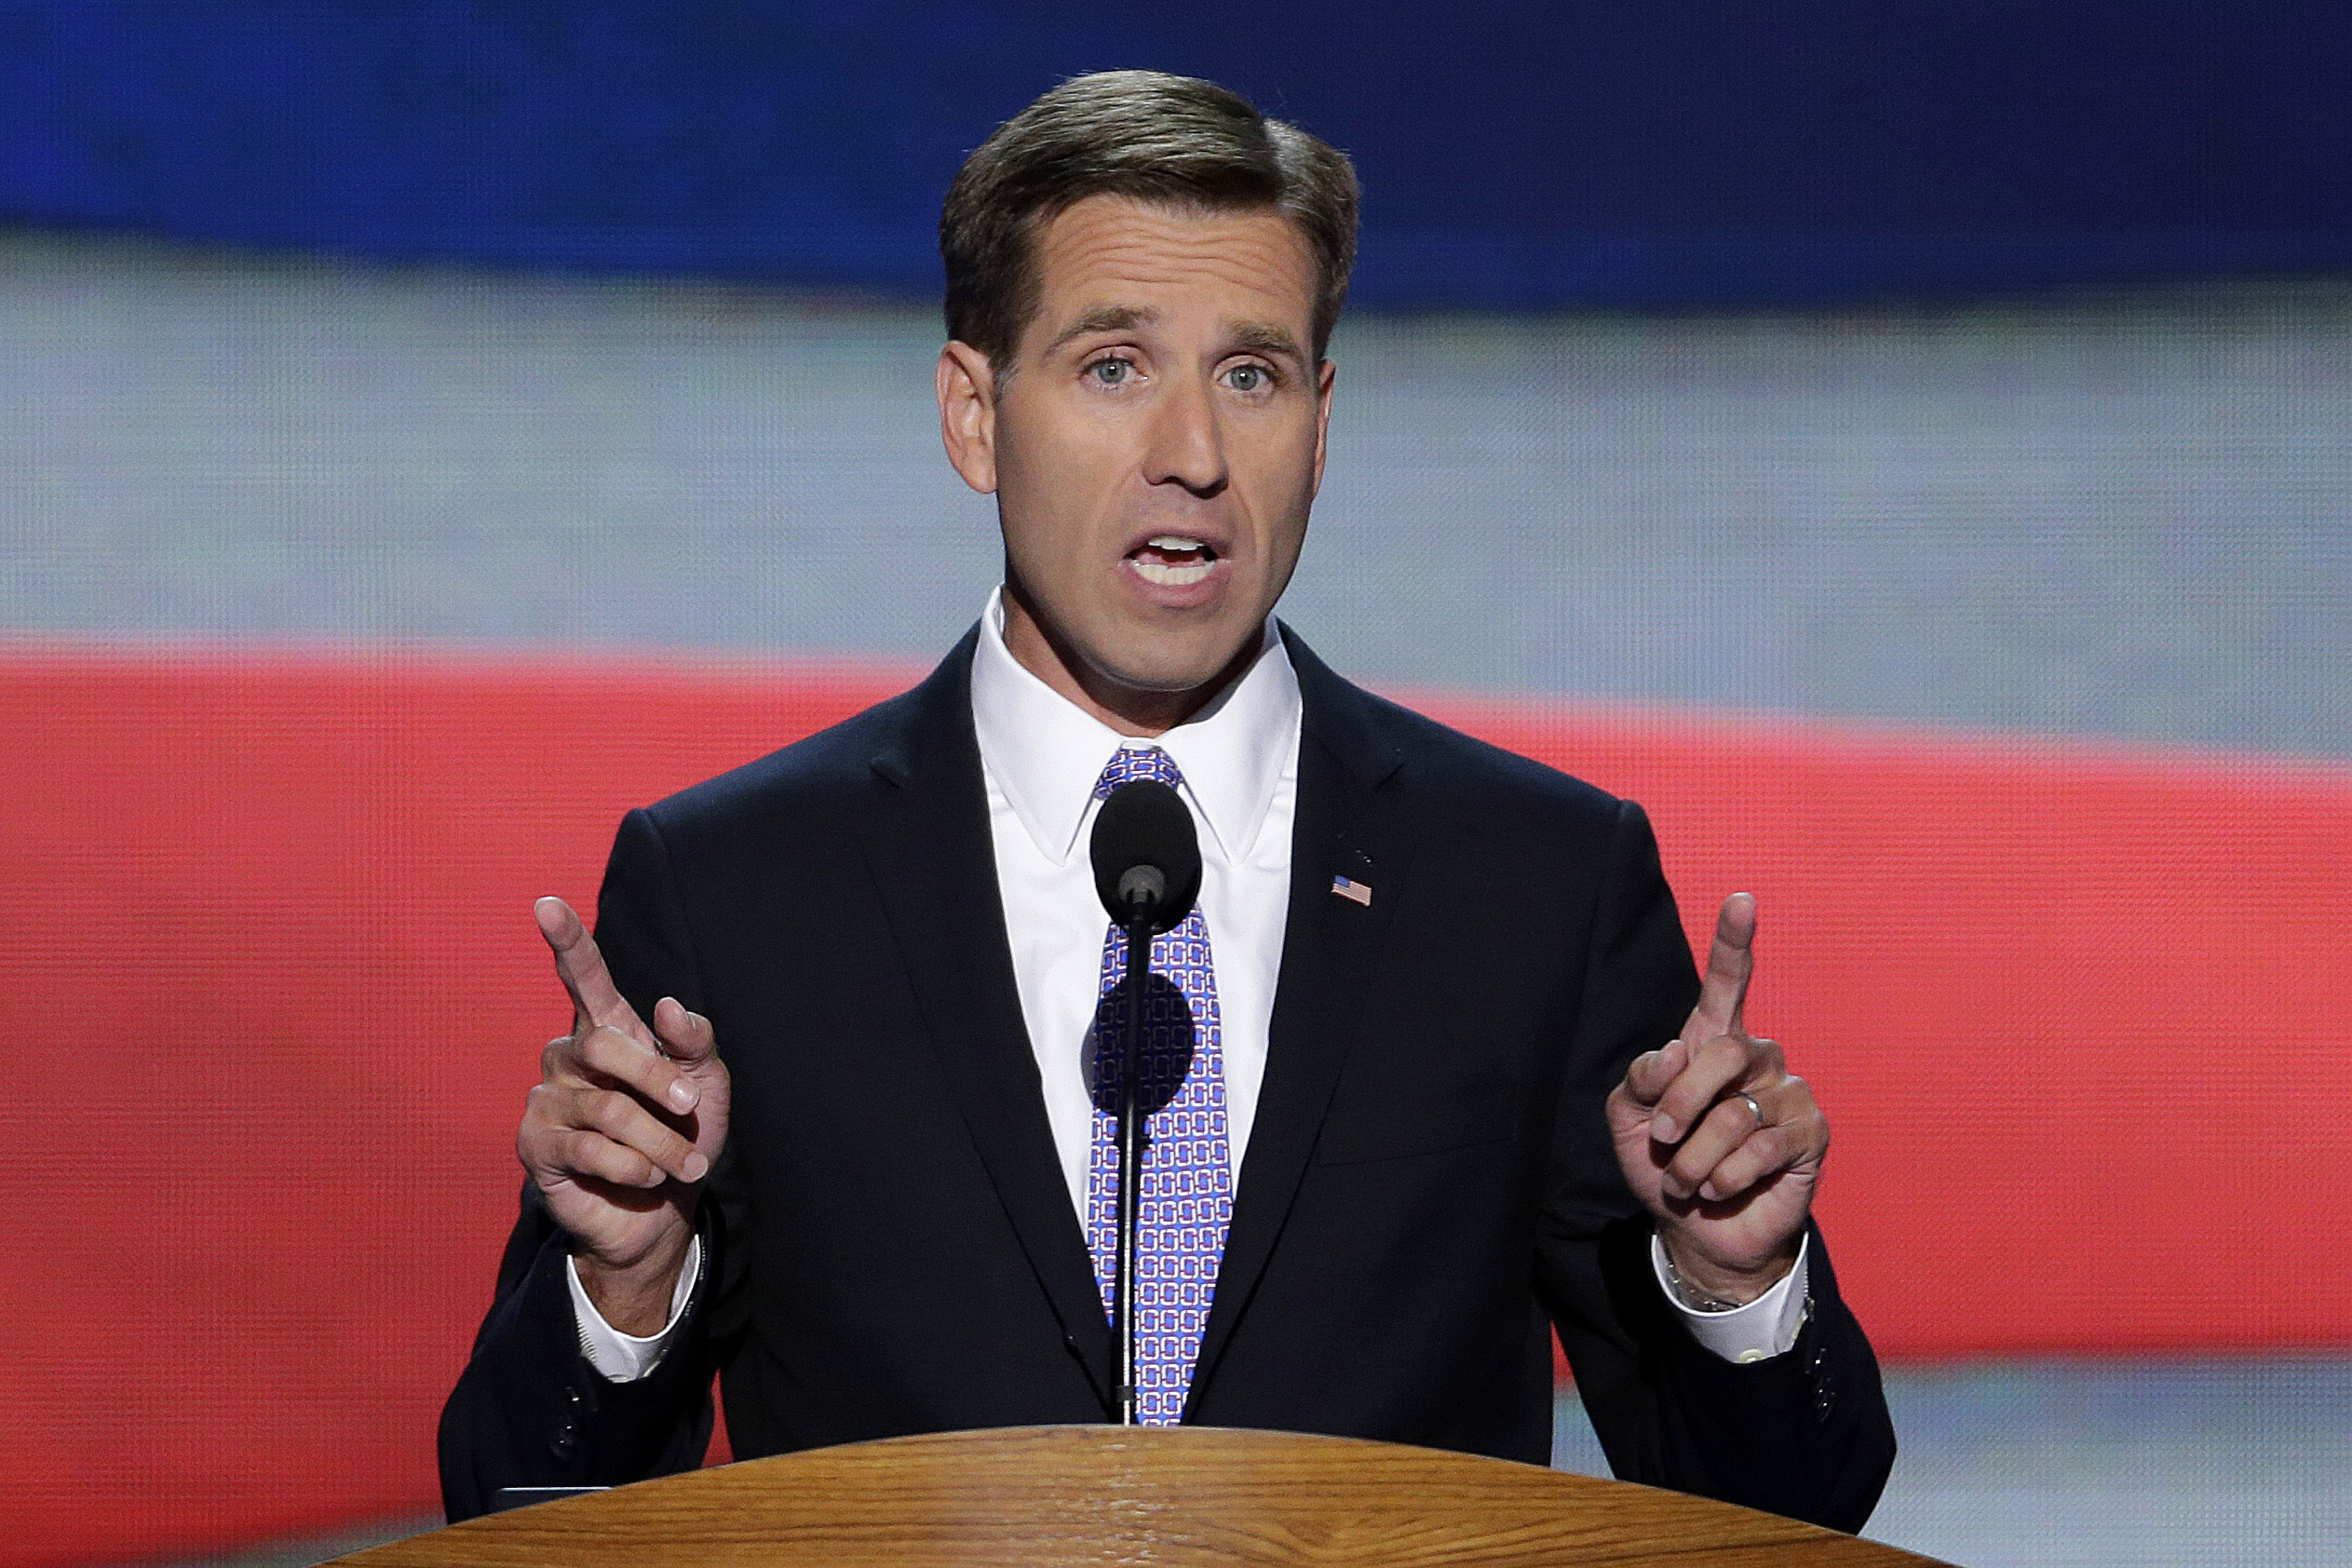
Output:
[535,896,649,1046]
[1683,892,1757,1044]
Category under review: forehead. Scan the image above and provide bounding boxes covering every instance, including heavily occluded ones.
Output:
[1027,195,1316,333]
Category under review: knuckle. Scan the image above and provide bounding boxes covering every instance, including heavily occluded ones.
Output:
[581,1132,626,1179]
[1717,1159,1764,1198]
[585,1088,634,1133]
[584,1136,638,1183]
[581,1024,628,1065]
[547,1128,589,1172]
[1683,1125,1732,1165]
[1659,1091,1707,1130]
[598,1048,656,1095]
[545,1034,591,1079]
[615,1102,664,1148]
[1673,1070,1724,1112]
[1698,1159,1746,1198]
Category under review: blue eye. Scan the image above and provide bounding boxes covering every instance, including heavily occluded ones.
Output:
[1090,359,1130,385]
[1228,365,1266,392]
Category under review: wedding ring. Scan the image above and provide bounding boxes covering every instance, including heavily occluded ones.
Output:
[1737,1091,1765,1129]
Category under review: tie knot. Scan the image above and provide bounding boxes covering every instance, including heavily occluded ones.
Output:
[1093,745,1183,798]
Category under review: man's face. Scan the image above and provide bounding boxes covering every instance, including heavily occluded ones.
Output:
[939,195,1333,713]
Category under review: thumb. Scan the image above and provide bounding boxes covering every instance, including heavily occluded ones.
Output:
[652,996,718,1065]
[1618,1038,1688,1113]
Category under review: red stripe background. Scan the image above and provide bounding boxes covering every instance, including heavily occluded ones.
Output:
[5,647,2346,1564]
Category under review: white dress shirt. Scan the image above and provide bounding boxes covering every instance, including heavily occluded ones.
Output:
[969,589,1298,1214]
[570,589,1804,1376]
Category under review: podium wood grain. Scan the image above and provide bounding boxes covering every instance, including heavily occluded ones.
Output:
[353,1426,1945,1567]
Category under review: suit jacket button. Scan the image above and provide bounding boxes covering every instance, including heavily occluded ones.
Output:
[551,1386,586,1458]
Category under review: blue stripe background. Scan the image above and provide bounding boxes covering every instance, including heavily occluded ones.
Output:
[2,2,2347,305]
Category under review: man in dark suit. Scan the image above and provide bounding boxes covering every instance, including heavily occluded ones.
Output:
[439,71,1896,1529]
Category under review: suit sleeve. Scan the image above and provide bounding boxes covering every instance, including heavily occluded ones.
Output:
[436,807,735,1522]
[1532,799,1896,1533]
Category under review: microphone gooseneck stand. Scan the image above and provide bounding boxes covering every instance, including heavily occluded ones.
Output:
[1087,776,1199,1430]
[1115,897,1154,1426]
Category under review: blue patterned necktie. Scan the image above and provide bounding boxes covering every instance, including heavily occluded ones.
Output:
[1083,746,1234,1425]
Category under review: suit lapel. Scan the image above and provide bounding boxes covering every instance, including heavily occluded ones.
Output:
[855,631,1115,1402]
[1187,628,1416,1408]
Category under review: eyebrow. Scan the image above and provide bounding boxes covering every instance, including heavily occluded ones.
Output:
[1043,304,1156,356]
[1224,318,1308,366]
[1041,304,1308,367]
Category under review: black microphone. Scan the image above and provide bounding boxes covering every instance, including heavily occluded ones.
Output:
[1087,777,1201,1426]
[1089,778,1202,935]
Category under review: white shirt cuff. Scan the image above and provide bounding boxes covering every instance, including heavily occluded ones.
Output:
[1649,1230,1810,1363]
[566,1233,701,1383]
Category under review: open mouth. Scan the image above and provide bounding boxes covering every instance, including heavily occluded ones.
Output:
[1127,534,1221,587]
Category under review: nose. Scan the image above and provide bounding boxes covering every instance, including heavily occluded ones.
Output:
[1141,370,1227,499]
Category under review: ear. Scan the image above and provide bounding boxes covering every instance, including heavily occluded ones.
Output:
[938,340,1000,494]
[1309,357,1337,498]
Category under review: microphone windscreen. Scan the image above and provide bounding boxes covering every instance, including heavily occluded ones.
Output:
[1088,777,1202,934]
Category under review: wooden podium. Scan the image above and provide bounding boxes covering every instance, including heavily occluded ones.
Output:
[342,1426,1947,1566]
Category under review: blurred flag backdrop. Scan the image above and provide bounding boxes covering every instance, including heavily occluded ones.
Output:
[1,5,2347,1564]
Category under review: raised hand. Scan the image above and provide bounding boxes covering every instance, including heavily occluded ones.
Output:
[517,896,730,1332]
[1605,893,1828,1303]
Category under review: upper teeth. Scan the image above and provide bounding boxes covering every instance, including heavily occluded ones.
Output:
[1148,535,1205,551]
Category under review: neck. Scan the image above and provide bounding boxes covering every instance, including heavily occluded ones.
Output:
[999,585,1262,739]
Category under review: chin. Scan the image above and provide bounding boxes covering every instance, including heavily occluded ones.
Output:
[1093,652,1230,696]
[1090,628,1250,696]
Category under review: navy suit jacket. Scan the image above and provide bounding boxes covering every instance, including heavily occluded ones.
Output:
[439,626,1895,1528]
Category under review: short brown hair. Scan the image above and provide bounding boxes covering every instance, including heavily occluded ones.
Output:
[940,71,1359,368]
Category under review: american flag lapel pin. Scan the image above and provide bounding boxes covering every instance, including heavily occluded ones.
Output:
[1331,874,1372,907]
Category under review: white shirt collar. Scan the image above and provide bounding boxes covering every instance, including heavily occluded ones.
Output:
[969,588,1300,867]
